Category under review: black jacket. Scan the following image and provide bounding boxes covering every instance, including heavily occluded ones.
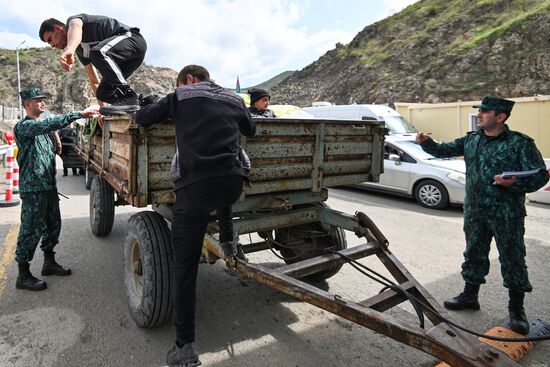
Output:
[136,81,255,190]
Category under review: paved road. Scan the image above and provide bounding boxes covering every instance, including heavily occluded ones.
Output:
[0,162,549,367]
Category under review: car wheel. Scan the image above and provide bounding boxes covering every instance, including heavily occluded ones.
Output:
[414,179,449,209]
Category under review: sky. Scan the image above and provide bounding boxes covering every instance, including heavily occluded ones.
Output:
[0,0,418,88]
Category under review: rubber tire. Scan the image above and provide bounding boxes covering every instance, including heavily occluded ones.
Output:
[84,163,95,190]
[89,175,115,236]
[414,179,449,209]
[275,206,347,282]
[125,211,173,328]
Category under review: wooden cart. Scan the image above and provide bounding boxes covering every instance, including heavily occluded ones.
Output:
[75,115,518,367]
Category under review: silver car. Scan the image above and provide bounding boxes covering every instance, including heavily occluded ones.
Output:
[358,136,466,209]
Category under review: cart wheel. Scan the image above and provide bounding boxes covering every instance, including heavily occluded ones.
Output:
[89,175,115,236]
[275,212,347,281]
[125,211,173,328]
[84,163,95,190]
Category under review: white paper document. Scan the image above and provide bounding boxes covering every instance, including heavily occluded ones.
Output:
[500,169,541,179]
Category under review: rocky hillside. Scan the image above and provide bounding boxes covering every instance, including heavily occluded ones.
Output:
[0,47,177,113]
[272,0,550,106]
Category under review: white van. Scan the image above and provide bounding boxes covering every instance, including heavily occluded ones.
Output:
[302,104,417,135]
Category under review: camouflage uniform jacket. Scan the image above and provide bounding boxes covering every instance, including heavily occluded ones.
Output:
[421,125,549,218]
[14,112,82,193]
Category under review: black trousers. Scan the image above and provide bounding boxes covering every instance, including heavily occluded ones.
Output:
[171,175,244,344]
[89,29,147,103]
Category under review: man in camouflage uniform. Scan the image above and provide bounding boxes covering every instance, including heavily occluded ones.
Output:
[14,88,94,291]
[416,96,549,335]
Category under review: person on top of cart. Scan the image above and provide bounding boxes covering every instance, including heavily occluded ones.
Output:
[416,96,549,335]
[13,88,95,291]
[136,64,256,367]
[39,14,147,115]
[247,88,277,118]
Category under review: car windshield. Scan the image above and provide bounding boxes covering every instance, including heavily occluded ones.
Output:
[384,115,417,134]
[393,140,438,160]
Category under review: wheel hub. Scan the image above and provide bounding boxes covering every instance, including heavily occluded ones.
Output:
[130,240,143,297]
[419,185,441,206]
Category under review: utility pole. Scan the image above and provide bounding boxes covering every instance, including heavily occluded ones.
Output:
[16,40,26,119]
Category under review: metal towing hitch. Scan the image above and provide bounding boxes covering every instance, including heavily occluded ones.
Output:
[209,209,521,367]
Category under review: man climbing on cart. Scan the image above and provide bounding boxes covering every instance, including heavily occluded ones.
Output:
[39,14,147,115]
[136,64,255,367]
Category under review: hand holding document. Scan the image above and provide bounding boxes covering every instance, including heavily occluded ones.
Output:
[499,169,542,179]
[493,169,542,186]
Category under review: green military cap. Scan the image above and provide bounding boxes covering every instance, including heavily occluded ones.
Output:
[473,96,515,113]
[19,88,46,101]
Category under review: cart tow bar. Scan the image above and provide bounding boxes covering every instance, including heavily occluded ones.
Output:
[226,209,520,367]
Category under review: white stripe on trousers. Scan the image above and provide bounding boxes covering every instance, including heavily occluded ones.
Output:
[99,31,132,85]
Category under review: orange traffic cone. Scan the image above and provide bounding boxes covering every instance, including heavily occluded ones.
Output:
[0,145,20,207]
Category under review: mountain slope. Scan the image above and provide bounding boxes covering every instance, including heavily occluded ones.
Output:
[245,70,295,91]
[272,0,550,106]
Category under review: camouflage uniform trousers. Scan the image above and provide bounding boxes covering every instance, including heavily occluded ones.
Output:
[461,214,532,292]
[15,189,61,264]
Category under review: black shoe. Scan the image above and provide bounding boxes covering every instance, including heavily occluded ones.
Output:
[220,241,237,259]
[16,263,47,291]
[41,251,72,276]
[16,275,47,291]
[509,290,529,334]
[166,342,201,367]
[99,87,140,115]
[509,308,529,335]
[443,292,480,310]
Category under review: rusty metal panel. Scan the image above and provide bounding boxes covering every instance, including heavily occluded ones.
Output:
[322,173,373,186]
[246,178,316,195]
[147,141,175,164]
[149,190,175,205]
[324,123,378,136]
[107,157,129,182]
[83,116,385,207]
[325,141,373,155]
[253,122,318,136]
[233,207,321,234]
[251,164,314,181]
[109,133,131,160]
[147,163,173,190]
[247,142,315,159]
[136,132,149,207]
[104,116,132,134]
[143,121,176,137]
[323,160,371,175]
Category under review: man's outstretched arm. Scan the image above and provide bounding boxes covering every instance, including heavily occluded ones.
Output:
[60,18,84,71]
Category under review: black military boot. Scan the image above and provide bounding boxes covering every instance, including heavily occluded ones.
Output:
[41,251,72,276]
[508,289,529,335]
[443,282,480,310]
[16,262,47,291]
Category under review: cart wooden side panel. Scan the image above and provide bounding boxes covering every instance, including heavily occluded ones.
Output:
[78,116,385,208]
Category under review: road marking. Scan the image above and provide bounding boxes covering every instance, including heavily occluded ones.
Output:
[0,224,19,297]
